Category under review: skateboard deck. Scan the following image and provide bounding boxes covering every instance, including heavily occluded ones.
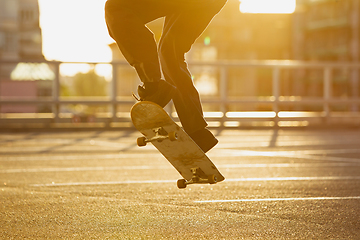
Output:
[131,101,225,189]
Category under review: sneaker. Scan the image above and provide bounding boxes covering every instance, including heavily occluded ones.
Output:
[137,80,176,108]
[189,128,218,153]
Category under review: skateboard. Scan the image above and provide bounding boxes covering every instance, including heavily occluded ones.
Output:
[130,101,225,189]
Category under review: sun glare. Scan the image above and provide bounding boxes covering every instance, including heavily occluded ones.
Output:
[37,0,296,78]
[240,0,296,14]
[38,0,113,77]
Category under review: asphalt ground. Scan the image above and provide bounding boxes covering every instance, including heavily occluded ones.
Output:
[1,128,360,239]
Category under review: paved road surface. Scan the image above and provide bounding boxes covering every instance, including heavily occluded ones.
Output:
[1,129,360,239]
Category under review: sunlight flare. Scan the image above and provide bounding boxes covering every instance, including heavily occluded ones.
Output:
[240,0,296,14]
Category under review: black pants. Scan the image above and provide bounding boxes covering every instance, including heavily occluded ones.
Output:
[105,0,227,134]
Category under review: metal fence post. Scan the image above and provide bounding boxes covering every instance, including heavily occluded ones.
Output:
[220,65,228,127]
[52,61,61,123]
[272,67,280,126]
[351,0,359,112]
[351,68,359,112]
[111,62,118,125]
[323,67,332,124]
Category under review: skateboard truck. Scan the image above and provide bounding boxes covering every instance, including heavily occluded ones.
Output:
[177,167,217,189]
[137,127,177,147]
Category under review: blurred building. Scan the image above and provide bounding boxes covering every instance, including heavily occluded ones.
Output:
[189,0,293,111]
[18,0,44,60]
[0,0,44,66]
[294,0,358,61]
[292,0,359,108]
[0,0,53,113]
[197,0,292,61]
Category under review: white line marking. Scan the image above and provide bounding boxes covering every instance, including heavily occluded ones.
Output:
[0,153,158,162]
[212,149,360,163]
[2,148,360,162]
[31,179,174,187]
[225,176,360,182]
[297,154,360,163]
[0,166,169,173]
[195,196,360,203]
[3,163,359,174]
[30,176,360,187]
[220,163,360,168]
[295,149,360,155]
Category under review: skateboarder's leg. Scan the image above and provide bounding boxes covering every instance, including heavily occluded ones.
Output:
[105,0,163,82]
[105,0,176,107]
[158,0,226,151]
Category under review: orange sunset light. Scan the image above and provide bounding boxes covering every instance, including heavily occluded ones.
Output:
[240,0,296,14]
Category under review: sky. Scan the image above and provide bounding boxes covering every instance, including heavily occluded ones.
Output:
[37,0,296,76]
[38,0,113,77]
[38,0,113,63]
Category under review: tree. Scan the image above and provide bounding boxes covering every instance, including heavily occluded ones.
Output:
[67,69,109,117]
[73,69,107,97]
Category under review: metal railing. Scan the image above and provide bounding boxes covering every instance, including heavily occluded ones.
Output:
[1,59,360,129]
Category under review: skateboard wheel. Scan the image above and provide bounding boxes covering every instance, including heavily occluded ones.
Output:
[137,137,147,147]
[177,179,187,189]
[168,131,177,141]
[208,174,217,184]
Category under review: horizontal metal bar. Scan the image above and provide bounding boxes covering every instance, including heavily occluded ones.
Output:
[2,59,360,68]
[0,99,136,105]
[2,98,360,105]
[1,59,360,129]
